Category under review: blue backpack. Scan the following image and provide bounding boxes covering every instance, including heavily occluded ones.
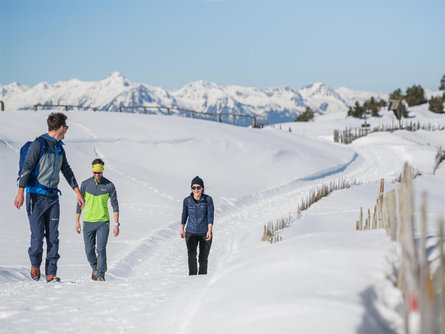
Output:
[17,137,47,188]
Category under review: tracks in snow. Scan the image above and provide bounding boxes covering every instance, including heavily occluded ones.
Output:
[0,125,425,332]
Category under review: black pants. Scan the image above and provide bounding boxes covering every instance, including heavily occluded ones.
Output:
[185,232,212,275]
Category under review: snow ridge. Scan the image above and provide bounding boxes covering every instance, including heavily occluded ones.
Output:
[1,73,388,124]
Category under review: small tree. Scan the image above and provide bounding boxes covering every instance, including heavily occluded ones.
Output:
[364,96,379,117]
[390,88,403,100]
[429,96,444,114]
[376,99,387,108]
[405,84,426,106]
[401,103,409,118]
[348,101,365,118]
[440,74,445,90]
[295,107,315,122]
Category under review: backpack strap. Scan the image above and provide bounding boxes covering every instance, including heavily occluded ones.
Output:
[36,137,46,158]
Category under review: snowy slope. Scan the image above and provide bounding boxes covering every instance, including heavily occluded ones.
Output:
[1,73,391,124]
[0,106,444,333]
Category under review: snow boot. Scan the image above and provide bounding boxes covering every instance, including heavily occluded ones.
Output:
[30,266,40,281]
[91,270,98,281]
[96,277,105,282]
[46,275,61,283]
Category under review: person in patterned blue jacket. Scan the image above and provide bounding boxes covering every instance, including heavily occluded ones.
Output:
[180,176,214,275]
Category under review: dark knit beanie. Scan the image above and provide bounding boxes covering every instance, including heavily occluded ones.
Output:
[191,176,204,188]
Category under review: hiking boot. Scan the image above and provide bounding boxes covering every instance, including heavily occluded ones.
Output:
[30,267,40,281]
[91,270,98,281]
[46,275,61,283]
[96,277,105,282]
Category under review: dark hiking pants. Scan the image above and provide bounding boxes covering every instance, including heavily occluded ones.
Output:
[83,221,109,278]
[26,193,60,276]
[185,232,212,275]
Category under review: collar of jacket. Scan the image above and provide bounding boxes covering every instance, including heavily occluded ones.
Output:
[92,176,104,185]
[42,133,65,146]
[190,193,206,202]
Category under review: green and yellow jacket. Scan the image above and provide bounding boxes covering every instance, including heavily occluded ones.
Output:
[76,176,119,223]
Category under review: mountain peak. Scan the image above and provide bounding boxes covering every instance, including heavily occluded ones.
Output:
[303,82,325,89]
[187,80,217,89]
[300,82,340,99]
[102,72,131,87]
[106,72,126,80]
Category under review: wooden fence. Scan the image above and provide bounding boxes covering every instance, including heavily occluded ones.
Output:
[262,177,360,243]
[32,104,263,128]
[356,163,445,333]
[334,121,445,145]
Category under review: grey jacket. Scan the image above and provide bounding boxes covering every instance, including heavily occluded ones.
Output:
[18,133,78,195]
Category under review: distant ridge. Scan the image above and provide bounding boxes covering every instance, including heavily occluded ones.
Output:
[0,73,388,124]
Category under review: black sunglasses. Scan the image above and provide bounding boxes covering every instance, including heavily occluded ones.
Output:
[93,172,103,175]
[191,186,202,190]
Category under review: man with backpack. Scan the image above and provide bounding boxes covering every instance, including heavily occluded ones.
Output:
[14,112,85,283]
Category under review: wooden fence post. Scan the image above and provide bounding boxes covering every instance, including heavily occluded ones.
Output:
[440,218,445,334]
[399,163,420,334]
[387,190,397,241]
[419,193,435,333]
[367,209,371,230]
[434,146,443,175]
[378,178,384,228]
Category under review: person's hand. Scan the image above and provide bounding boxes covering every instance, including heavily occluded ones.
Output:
[77,193,85,210]
[75,222,81,234]
[114,225,119,237]
[180,229,185,239]
[14,192,24,209]
[206,230,212,241]
[14,188,25,209]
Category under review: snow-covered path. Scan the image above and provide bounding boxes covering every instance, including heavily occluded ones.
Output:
[0,109,444,333]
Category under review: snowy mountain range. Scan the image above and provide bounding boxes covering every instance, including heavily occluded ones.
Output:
[1,72,388,124]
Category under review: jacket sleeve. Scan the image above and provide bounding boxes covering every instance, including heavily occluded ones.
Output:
[181,198,188,225]
[207,196,214,225]
[76,181,86,214]
[60,149,79,189]
[18,140,42,188]
[109,182,119,212]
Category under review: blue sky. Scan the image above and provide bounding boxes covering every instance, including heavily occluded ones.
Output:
[0,0,444,92]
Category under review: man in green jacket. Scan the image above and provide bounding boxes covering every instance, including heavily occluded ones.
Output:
[75,158,119,281]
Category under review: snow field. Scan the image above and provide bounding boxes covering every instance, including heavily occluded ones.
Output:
[0,107,444,333]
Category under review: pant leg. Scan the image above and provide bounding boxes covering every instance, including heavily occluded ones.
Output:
[83,222,99,271]
[185,232,199,275]
[95,222,110,278]
[26,193,46,268]
[44,196,60,276]
[198,234,212,275]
